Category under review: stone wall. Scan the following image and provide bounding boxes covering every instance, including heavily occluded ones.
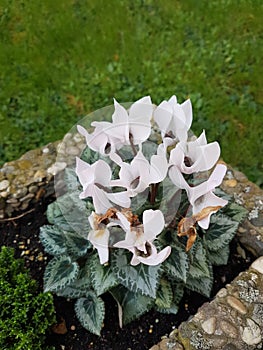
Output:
[0,134,85,219]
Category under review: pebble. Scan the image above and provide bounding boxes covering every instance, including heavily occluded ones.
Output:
[34,170,47,181]
[28,185,38,194]
[220,320,238,338]
[0,191,9,198]
[251,256,263,274]
[66,146,80,156]
[19,193,35,202]
[241,318,262,345]
[0,179,10,191]
[226,296,247,315]
[201,317,216,334]
[224,179,238,188]
[13,187,28,199]
[42,147,50,154]
[47,162,67,175]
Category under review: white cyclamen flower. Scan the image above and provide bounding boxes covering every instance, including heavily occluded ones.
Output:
[75,157,130,214]
[169,131,221,174]
[110,150,168,197]
[77,96,153,155]
[169,163,228,229]
[114,209,171,266]
[154,95,192,142]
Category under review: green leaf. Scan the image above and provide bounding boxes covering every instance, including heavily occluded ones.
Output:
[75,291,105,336]
[112,250,161,298]
[46,191,91,235]
[44,255,79,293]
[64,231,91,258]
[203,213,239,252]
[186,263,213,298]
[64,167,81,192]
[56,259,92,298]
[156,282,184,315]
[110,285,154,326]
[164,245,189,283]
[40,225,90,258]
[188,240,211,279]
[223,202,248,222]
[206,244,230,266]
[186,241,213,298]
[90,255,118,296]
[40,225,67,256]
[155,279,173,309]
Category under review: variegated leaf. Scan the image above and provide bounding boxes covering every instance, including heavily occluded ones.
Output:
[75,291,105,335]
[44,255,79,293]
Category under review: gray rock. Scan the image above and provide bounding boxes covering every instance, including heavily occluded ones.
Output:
[0,180,9,191]
[241,318,262,345]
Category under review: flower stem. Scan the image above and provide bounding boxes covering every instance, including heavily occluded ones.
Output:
[150,183,159,205]
[129,133,137,156]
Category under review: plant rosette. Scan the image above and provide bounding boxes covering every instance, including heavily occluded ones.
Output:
[40,95,247,336]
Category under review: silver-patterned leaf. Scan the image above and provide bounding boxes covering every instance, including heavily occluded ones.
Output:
[203,213,239,252]
[188,240,211,279]
[112,250,161,298]
[164,245,189,282]
[155,279,173,309]
[186,262,213,298]
[44,255,79,293]
[90,255,118,296]
[40,225,67,256]
[40,225,90,258]
[56,259,92,298]
[75,291,105,335]
[156,282,184,315]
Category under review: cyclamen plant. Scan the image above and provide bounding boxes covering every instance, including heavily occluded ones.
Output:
[40,95,247,335]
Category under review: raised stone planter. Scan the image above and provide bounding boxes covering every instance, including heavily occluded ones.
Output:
[1,141,262,349]
[150,168,263,350]
[0,134,85,219]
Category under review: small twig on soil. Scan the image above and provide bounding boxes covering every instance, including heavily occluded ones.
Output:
[0,208,35,223]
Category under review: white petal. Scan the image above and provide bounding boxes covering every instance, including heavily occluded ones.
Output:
[118,163,136,188]
[136,243,171,266]
[181,99,193,131]
[114,234,135,251]
[75,157,93,188]
[143,209,165,241]
[154,101,173,135]
[129,96,153,122]
[168,95,177,105]
[92,186,112,214]
[183,142,220,174]
[86,123,111,153]
[168,165,189,191]
[188,164,227,204]
[93,160,112,186]
[88,228,110,264]
[106,191,131,208]
[149,154,168,183]
[109,152,123,166]
[129,119,151,144]
[77,125,91,143]
[169,144,185,169]
[116,212,131,231]
[193,191,228,229]
[192,142,220,172]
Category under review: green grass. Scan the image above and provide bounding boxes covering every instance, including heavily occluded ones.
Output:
[0,0,262,186]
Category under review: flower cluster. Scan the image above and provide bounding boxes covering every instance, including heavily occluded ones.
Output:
[76,95,228,266]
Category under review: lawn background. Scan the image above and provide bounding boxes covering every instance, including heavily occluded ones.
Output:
[0,0,262,187]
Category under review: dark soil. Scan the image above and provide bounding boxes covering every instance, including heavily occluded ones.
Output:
[0,197,254,350]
